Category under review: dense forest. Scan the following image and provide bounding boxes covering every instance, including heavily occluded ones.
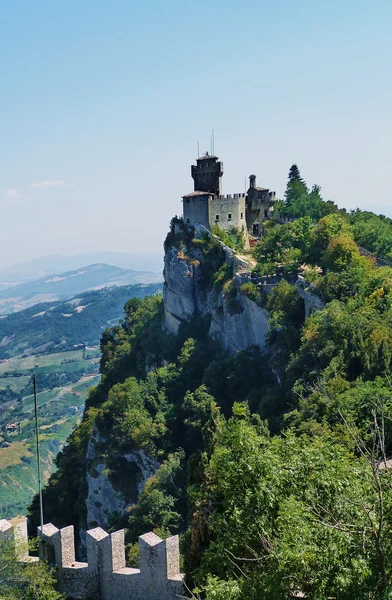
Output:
[29,168,392,599]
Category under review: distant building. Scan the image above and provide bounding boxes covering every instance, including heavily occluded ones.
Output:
[182,153,276,237]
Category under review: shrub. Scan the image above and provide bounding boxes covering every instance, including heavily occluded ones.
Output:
[211,225,245,252]
[213,263,233,293]
[240,282,259,303]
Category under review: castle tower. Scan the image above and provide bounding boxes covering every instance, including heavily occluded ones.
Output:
[191,152,223,196]
[246,173,275,236]
[249,174,256,189]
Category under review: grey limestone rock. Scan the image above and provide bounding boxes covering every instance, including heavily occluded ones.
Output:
[296,277,325,318]
[208,291,270,353]
[163,241,270,353]
[163,246,196,334]
[86,426,159,529]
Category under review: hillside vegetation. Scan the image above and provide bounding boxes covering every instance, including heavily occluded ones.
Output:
[0,283,161,359]
[0,284,161,517]
[30,169,392,599]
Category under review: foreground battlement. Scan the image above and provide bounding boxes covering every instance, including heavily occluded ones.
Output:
[0,518,183,600]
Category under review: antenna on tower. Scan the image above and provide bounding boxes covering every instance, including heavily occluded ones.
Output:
[212,129,215,155]
[33,375,45,547]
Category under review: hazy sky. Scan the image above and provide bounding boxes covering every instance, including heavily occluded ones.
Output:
[1,0,391,268]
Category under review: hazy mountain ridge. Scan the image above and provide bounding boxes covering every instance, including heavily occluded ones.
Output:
[0,262,162,314]
[0,252,163,286]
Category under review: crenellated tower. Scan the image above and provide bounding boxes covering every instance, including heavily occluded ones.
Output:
[191,152,223,196]
[182,152,275,237]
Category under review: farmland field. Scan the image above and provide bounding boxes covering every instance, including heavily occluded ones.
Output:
[0,282,160,518]
[0,348,100,518]
[0,348,100,375]
[0,375,30,392]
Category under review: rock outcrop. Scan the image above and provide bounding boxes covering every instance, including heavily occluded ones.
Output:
[163,246,197,335]
[296,277,325,318]
[85,426,159,529]
[163,233,270,354]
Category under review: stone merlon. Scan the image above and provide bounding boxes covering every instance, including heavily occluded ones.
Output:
[0,517,183,600]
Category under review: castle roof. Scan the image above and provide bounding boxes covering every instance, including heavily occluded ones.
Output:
[196,155,218,161]
[182,191,214,198]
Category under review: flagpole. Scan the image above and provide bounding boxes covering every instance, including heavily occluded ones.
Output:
[33,375,44,541]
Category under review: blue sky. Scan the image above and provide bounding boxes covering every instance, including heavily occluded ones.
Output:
[0,0,391,268]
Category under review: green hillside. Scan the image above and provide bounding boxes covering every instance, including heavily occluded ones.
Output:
[0,283,161,517]
[0,263,162,314]
[32,166,392,599]
[0,282,161,359]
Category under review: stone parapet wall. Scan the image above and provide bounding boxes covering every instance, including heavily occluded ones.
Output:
[0,518,183,600]
[273,212,297,224]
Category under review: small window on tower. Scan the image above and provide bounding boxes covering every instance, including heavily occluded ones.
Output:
[228,213,232,220]
[215,215,219,221]
[187,218,190,224]
[240,212,243,219]
[186,199,190,203]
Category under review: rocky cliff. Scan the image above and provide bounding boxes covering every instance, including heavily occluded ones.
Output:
[163,230,270,354]
[79,224,324,533]
[85,425,159,530]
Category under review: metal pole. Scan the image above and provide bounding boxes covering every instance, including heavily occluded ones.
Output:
[33,375,44,540]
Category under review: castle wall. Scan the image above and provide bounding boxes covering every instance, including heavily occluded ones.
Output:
[208,194,246,232]
[183,194,210,228]
[0,518,183,600]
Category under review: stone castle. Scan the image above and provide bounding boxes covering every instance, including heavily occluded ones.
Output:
[0,517,183,600]
[182,153,276,237]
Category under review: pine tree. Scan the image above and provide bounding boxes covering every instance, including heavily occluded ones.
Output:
[285,165,307,206]
[288,164,303,183]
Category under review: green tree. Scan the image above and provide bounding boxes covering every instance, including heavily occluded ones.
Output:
[0,534,64,599]
[193,409,392,599]
[309,213,352,265]
[253,217,313,273]
[127,450,185,541]
[323,234,360,272]
[284,164,308,207]
[288,164,304,183]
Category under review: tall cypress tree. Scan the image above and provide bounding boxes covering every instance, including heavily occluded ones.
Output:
[285,164,307,206]
[288,164,303,183]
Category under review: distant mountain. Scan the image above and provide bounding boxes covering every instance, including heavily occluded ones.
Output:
[0,252,163,286]
[0,263,163,314]
[0,282,162,359]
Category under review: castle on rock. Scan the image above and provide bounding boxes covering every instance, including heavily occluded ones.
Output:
[182,153,276,236]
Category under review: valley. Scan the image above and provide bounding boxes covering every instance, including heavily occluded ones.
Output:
[0,282,162,517]
[0,347,100,517]
[0,262,162,315]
